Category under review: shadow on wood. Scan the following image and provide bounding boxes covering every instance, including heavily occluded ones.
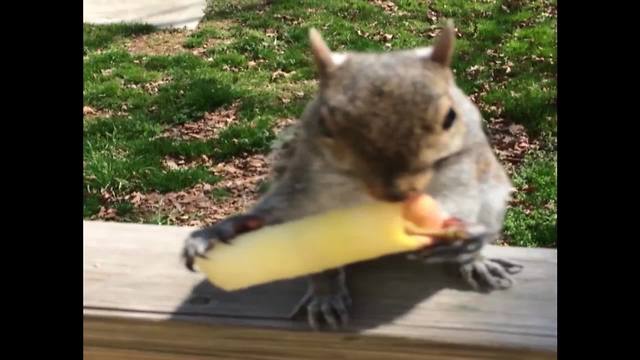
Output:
[173,256,469,329]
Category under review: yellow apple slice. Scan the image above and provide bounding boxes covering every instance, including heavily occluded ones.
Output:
[195,195,458,291]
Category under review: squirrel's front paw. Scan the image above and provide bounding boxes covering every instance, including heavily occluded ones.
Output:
[291,277,352,331]
[300,290,352,331]
[181,214,264,271]
[459,257,523,292]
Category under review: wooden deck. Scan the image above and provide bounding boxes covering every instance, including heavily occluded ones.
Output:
[83,221,557,359]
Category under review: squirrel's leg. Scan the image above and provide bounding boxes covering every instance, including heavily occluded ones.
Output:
[182,172,302,271]
[414,232,523,291]
[289,267,351,330]
[415,152,524,291]
[182,214,268,271]
[458,255,524,291]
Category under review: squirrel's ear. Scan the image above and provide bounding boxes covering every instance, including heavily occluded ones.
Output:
[430,20,455,67]
[309,28,336,77]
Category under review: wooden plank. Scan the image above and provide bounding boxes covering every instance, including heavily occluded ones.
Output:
[83,221,557,358]
[84,317,554,360]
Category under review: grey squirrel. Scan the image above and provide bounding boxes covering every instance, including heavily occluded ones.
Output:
[182,20,523,330]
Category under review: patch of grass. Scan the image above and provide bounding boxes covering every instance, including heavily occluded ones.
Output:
[84,50,133,80]
[84,23,156,52]
[83,79,150,111]
[114,200,135,216]
[112,64,163,84]
[211,52,248,68]
[143,53,204,72]
[148,213,176,225]
[504,151,557,247]
[84,193,101,217]
[143,167,219,193]
[149,76,238,125]
[84,137,219,194]
[483,76,555,135]
[213,118,275,160]
[138,138,217,159]
[503,19,556,61]
[84,115,163,141]
[183,27,222,48]
[84,141,145,193]
[231,30,278,61]
[84,0,556,247]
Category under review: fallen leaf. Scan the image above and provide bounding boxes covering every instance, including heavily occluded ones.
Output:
[271,69,295,80]
[83,106,96,115]
[508,124,525,135]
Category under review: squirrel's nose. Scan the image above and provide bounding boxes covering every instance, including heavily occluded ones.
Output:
[367,182,418,203]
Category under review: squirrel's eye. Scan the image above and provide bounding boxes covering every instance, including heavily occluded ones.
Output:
[443,108,456,130]
[442,108,456,130]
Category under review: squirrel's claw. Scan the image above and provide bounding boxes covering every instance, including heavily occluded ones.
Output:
[181,214,265,271]
[290,273,352,331]
[301,291,351,331]
[459,257,524,292]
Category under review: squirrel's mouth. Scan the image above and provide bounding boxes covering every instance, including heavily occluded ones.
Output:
[400,196,482,248]
[364,172,433,203]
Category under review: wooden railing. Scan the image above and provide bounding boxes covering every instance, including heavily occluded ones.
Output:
[83,221,557,359]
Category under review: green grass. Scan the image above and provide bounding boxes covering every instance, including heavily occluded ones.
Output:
[504,150,557,247]
[84,23,155,53]
[83,0,556,247]
[183,27,223,48]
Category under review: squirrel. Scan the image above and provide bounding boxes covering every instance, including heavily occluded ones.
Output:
[182,20,523,330]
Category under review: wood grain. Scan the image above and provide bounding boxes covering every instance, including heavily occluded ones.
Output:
[83,221,557,359]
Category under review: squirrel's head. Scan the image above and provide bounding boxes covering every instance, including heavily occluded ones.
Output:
[308,21,467,202]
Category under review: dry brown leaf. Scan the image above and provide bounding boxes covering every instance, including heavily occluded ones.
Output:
[265,28,278,37]
[97,207,118,220]
[487,118,539,172]
[369,0,398,14]
[83,106,96,115]
[159,102,240,141]
[127,30,190,56]
[271,69,295,80]
[118,154,273,226]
